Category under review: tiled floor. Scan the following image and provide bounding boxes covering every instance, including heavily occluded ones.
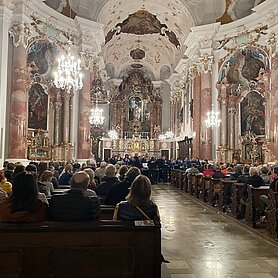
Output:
[151,184,278,278]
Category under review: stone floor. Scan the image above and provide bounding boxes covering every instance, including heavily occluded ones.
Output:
[151,184,278,278]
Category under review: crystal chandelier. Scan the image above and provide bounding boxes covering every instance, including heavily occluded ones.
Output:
[204,108,221,128]
[54,39,83,92]
[108,129,118,140]
[89,104,105,127]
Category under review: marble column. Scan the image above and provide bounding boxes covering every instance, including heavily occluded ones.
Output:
[228,108,235,150]
[192,74,201,159]
[200,72,212,160]
[219,84,229,148]
[150,102,154,139]
[270,54,278,159]
[77,70,91,159]
[8,45,28,159]
[54,91,62,146]
[48,101,55,145]
[0,3,12,165]
[63,92,72,144]
[120,106,124,139]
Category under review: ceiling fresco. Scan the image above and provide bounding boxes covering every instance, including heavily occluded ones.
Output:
[44,0,265,81]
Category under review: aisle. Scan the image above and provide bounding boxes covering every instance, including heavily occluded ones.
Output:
[151,184,278,278]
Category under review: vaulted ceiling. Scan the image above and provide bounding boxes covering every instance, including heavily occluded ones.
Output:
[44,0,264,81]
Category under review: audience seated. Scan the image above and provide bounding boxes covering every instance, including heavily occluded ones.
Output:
[237,165,250,183]
[229,165,242,180]
[4,162,15,183]
[260,166,271,184]
[48,171,100,221]
[40,170,55,197]
[96,164,119,198]
[0,188,8,203]
[104,167,141,205]
[95,161,107,181]
[59,164,73,185]
[113,175,160,222]
[0,171,47,222]
[260,167,278,209]
[202,164,214,177]
[84,168,97,191]
[185,163,200,175]
[48,165,59,189]
[0,170,12,196]
[117,165,129,181]
[212,166,225,179]
[12,164,25,181]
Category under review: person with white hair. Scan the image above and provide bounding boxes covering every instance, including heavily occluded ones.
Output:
[48,171,100,221]
[95,161,107,182]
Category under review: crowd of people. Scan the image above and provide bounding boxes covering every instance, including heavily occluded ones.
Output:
[0,159,161,226]
[0,156,277,234]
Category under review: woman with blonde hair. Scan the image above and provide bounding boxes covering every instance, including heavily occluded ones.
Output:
[113,175,160,222]
[39,170,54,196]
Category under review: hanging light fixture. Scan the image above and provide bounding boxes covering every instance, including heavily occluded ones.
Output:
[204,106,221,128]
[54,40,83,92]
[108,129,118,140]
[53,3,83,92]
[89,103,105,127]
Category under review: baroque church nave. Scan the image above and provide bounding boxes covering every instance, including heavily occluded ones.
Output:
[0,0,277,166]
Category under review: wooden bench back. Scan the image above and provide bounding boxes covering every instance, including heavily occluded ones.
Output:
[0,220,161,278]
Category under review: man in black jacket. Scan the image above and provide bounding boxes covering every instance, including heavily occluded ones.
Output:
[104,167,141,206]
[95,164,119,198]
[48,171,100,221]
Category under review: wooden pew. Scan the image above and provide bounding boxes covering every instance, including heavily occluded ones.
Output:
[0,220,161,278]
[209,178,221,206]
[245,185,269,228]
[178,170,184,190]
[219,180,236,212]
[201,176,211,202]
[231,183,244,218]
[182,172,188,193]
[100,205,115,220]
[265,190,278,239]
[194,174,203,198]
[170,169,178,187]
[188,174,196,195]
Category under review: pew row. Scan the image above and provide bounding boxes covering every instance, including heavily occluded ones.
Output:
[265,190,278,239]
[0,220,161,278]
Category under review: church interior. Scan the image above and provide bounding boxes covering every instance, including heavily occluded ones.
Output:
[0,0,278,277]
[0,0,277,165]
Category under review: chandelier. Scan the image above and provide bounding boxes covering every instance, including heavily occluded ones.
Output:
[89,103,105,126]
[108,129,118,140]
[204,107,221,128]
[54,39,83,92]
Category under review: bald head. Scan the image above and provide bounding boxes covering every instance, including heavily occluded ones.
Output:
[70,171,90,191]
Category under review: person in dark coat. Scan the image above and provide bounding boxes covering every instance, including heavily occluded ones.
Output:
[95,164,119,198]
[113,175,160,222]
[212,166,225,179]
[104,167,141,206]
[239,167,265,219]
[48,171,100,221]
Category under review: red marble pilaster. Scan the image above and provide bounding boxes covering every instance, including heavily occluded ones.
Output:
[270,54,278,159]
[77,70,91,159]
[192,75,201,159]
[200,72,212,160]
[8,45,28,159]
